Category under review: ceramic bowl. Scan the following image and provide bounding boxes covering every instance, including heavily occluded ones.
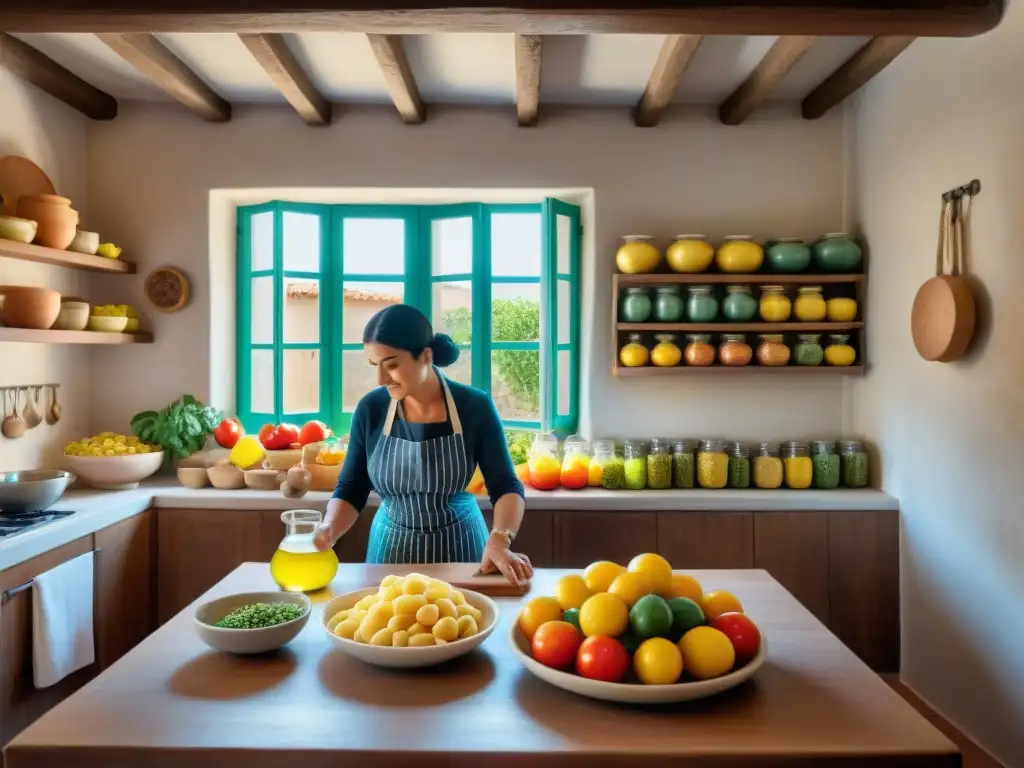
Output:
[67,229,99,255]
[52,302,90,331]
[177,465,210,489]
[194,591,311,655]
[244,468,285,491]
[0,285,61,329]
[64,451,164,491]
[264,448,302,471]
[306,461,342,492]
[0,215,38,244]
[207,462,245,490]
[87,315,128,333]
[322,587,498,669]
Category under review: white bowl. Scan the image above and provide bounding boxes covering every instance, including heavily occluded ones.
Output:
[194,591,311,655]
[322,586,498,669]
[68,229,99,255]
[508,621,768,704]
[64,450,164,490]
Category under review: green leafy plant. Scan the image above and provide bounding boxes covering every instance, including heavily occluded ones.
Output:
[505,429,535,466]
[131,395,223,459]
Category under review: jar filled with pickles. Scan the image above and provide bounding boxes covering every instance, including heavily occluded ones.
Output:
[686,285,718,322]
[619,333,650,368]
[719,334,753,367]
[528,431,562,491]
[781,442,813,489]
[684,333,715,366]
[620,287,653,322]
[590,439,625,490]
[793,285,827,321]
[753,443,783,489]
[759,285,791,322]
[653,286,684,322]
[810,440,840,489]
[651,333,683,367]
[624,439,648,490]
[793,333,824,366]
[672,439,697,488]
[560,434,590,490]
[647,437,673,490]
[839,440,869,487]
[697,438,728,489]
[726,441,751,489]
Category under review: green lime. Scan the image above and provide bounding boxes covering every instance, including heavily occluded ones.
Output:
[628,594,674,639]
[667,597,705,634]
[563,607,581,633]
[618,630,643,654]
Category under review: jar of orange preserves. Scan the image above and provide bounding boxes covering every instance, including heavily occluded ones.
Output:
[756,334,791,366]
[684,334,716,366]
[528,431,561,491]
[560,434,590,490]
[718,333,752,366]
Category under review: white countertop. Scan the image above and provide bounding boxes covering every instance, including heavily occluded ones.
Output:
[0,478,898,571]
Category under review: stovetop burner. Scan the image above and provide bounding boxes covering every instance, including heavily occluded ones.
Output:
[0,510,76,541]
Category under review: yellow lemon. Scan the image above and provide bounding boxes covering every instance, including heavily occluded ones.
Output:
[607,571,652,607]
[517,597,563,641]
[627,552,674,597]
[578,592,629,638]
[583,560,626,593]
[554,574,592,611]
[701,590,744,620]
[670,573,704,603]
[679,626,735,680]
[633,637,684,685]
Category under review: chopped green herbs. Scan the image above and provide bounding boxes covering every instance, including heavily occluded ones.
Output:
[214,602,304,629]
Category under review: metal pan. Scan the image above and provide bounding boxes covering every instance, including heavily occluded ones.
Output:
[0,470,75,515]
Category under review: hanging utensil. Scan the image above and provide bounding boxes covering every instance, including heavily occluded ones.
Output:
[2,388,27,439]
[22,386,42,429]
[48,384,62,424]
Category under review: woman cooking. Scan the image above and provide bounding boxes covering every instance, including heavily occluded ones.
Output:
[313,304,534,587]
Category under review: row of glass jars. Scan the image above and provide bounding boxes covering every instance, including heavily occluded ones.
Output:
[615,233,863,276]
[619,332,857,368]
[620,284,859,324]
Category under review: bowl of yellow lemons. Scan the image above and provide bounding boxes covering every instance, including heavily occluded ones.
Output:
[64,432,164,490]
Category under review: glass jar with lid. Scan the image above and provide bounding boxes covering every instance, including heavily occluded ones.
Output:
[590,439,625,490]
[810,440,840,489]
[686,285,718,323]
[528,431,561,491]
[619,333,649,368]
[759,285,791,322]
[793,334,824,366]
[620,287,653,323]
[647,437,673,489]
[726,441,751,489]
[697,438,728,489]
[651,333,683,367]
[757,334,791,366]
[794,285,827,321]
[781,442,813,489]
[653,286,684,322]
[624,439,648,490]
[765,237,811,273]
[560,434,590,490]
[824,334,857,366]
[719,334,753,366]
[672,439,697,488]
[616,235,662,274]
[716,235,764,273]
[722,285,757,321]
[684,333,715,366]
[753,443,783,489]
[666,234,715,273]
[839,440,869,487]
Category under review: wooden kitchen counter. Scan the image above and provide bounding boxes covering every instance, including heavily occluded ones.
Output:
[4,564,957,768]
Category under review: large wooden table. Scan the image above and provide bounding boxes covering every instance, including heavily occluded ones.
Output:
[5,564,958,767]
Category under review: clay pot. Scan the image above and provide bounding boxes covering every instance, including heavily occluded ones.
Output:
[17,195,79,250]
[0,285,61,329]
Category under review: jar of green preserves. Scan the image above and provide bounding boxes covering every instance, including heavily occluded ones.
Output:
[726,441,751,489]
[765,237,811,273]
[811,232,863,272]
[794,334,824,366]
[722,285,757,322]
[810,440,840,489]
[839,440,869,487]
[686,285,718,323]
[624,439,648,490]
[672,439,697,488]
[620,287,653,323]
[647,437,673,489]
[653,286,684,322]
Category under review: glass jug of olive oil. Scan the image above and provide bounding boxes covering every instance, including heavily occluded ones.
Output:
[270,510,339,592]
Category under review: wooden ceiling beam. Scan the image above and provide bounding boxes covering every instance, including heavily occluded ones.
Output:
[0,2,1003,37]
[239,33,330,125]
[634,34,703,127]
[0,33,117,119]
[366,34,424,124]
[720,35,817,125]
[514,33,542,127]
[98,33,231,122]
[802,36,916,119]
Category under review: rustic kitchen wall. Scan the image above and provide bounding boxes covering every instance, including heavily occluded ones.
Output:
[84,102,847,441]
[0,69,91,472]
[848,2,1024,763]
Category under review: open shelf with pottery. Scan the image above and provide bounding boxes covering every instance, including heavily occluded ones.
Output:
[0,237,135,274]
[0,328,153,345]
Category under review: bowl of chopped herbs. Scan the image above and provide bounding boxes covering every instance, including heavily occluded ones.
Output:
[194,591,312,655]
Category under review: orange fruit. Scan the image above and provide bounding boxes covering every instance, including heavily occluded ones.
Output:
[518,596,563,640]
[608,571,652,607]
[583,560,626,592]
[670,573,704,603]
[701,590,744,621]
[627,553,673,597]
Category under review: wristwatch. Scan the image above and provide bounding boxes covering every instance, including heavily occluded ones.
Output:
[490,527,516,545]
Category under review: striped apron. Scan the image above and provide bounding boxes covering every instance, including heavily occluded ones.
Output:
[365,375,489,565]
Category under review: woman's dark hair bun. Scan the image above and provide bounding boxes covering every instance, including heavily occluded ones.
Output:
[428,333,460,368]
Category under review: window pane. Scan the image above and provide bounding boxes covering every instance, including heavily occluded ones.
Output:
[557,348,571,418]
[251,349,275,414]
[492,349,540,422]
[557,279,571,345]
[491,212,541,277]
[431,216,473,275]
[283,278,319,344]
[250,211,274,272]
[283,211,320,272]
[251,276,274,345]
[443,348,473,387]
[342,349,379,413]
[493,283,540,342]
[556,213,572,274]
[343,218,404,275]
[433,281,472,343]
[343,281,403,344]
[283,349,320,414]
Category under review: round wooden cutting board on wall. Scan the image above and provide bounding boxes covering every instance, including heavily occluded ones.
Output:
[145,267,190,313]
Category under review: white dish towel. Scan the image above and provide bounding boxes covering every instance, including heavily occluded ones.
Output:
[32,551,95,689]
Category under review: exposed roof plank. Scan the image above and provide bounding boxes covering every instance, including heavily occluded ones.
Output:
[634,34,703,127]
[97,33,231,122]
[0,33,117,120]
[720,35,817,125]
[802,36,916,119]
[366,33,424,124]
[239,33,330,125]
[514,33,542,127]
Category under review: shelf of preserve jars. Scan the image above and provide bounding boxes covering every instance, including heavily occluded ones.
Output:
[526,433,872,492]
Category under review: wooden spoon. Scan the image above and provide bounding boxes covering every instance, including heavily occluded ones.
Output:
[2,388,26,439]
[22,386,42,429]
[48,384,62,424]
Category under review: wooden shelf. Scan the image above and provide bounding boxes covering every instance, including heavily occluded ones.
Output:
[0,238,135,274]
[615,365,865,377]
[615,273,863,286]
[619,322,862,333]
[0,328,153,345]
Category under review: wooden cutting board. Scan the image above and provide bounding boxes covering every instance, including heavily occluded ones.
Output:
[0,156,56,216]
[365,562,531,597]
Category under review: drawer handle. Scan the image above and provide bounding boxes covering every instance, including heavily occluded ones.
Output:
[1,547,103,604]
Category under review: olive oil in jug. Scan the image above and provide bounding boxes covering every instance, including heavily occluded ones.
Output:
[270,509,339,592]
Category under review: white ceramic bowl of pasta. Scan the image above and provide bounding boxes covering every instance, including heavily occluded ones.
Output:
[321,586,498,668]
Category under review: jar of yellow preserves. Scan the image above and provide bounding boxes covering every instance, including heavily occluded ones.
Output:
[826,296,858,322]
[619,333,649,367]
[651,333,683,367]
[753,443,783,489]
[666,234,714,273]
[697,438,728,489]
[824,333,857,366]
[793,286,827,322]
[716,235,764,273]
[782,442,813,489]
[616,235,662,274]
[759,285,791,322]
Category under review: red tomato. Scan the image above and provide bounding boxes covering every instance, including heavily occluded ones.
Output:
[258,423,275,447]
[260,423,301,450]
[276,422,300,446]
[299,420,330,446]
[531,621,582,669]
[576,636,630,683]
[710,612,761,664]
[213,418,243,449]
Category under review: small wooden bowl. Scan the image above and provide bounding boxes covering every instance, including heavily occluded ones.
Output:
[244,469,285,491]
[207,463,245,490]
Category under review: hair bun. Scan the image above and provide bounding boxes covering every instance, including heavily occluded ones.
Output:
[429,333,461,368]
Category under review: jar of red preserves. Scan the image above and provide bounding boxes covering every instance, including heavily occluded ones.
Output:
[718,333,752,366]
[756,334,791,366]
[684,334,715,366]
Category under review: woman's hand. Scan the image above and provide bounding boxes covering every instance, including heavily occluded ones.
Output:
[313,523,336,552]
[479,532,533,587]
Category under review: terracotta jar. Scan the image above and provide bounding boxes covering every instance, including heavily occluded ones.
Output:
[17,194,79,250]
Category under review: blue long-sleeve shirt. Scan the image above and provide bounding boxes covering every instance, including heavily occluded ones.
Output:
[332,377,525,510]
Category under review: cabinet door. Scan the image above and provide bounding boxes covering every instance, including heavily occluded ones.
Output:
[95,510,156,670]
[554,512,657,568]
[0,537,97,746]
[482,510,554,567]
[753,512,829,624]
[657,512,753,569]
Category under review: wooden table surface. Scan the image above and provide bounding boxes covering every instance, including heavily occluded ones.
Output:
[5,563,958,768]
